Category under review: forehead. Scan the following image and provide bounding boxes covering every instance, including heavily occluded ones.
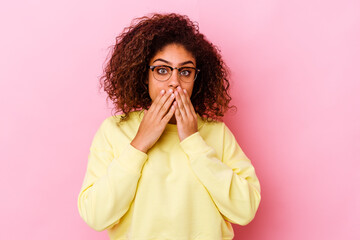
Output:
[150,44,195,64]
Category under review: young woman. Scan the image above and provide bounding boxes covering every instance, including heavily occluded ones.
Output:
[78,13,261,240]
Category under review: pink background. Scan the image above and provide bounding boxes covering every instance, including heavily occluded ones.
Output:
[1,0,359,239]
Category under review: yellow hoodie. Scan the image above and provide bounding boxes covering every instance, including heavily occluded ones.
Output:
[78,110,261,240]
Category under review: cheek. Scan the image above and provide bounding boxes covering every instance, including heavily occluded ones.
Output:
[148,82,162,101]
[188,88,193,97]
[185,84,195,97]
[148,86,156,101]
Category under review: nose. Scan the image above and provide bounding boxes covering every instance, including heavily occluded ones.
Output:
[167,69,181,89]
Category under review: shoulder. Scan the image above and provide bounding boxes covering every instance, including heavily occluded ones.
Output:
[199,117,238,145]
[96,111,143,144]
[197,116,227,141]
[198,115,225,131]
[101,110,143,130]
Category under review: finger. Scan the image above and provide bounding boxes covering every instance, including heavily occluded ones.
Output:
[174,101,182,122]
[175,87,189,118]
[148,89,166,112]
[153,89,173,114]
[180,88,193,117]
[174,88,185,117]
[161,101,176,124]
[160,92,175,120]
[181,88,194,117]
[183,89,197,117]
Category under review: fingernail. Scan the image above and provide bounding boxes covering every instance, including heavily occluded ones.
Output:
[183,89,187,94]
[160,89,165,94]
[169,89,173,93]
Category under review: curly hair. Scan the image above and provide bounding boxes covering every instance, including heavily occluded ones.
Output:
[99,12,236,123]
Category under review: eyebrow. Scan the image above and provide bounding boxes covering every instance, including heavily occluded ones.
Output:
[152,58,195,66]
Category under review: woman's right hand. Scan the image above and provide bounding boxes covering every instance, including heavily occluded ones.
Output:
[130,89,176,153]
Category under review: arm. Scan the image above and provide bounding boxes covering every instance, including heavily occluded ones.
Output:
[179,123,261,225]
[77,119,148,231]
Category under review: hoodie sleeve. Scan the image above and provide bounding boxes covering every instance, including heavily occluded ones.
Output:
[77,118,148,231]
[179,123,261,225]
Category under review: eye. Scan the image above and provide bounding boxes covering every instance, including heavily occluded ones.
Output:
[180,68,193,76]
[156,66,169,75]
[180,70,190,76]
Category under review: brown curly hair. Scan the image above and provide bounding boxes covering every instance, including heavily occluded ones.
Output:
[99,12,236,123]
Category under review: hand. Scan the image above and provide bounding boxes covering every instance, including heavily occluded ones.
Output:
[131,89,176,153]
[174,86,198,142]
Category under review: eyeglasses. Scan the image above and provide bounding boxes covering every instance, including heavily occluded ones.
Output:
[148,65,200,83]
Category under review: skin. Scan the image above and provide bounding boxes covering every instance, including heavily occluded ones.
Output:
[130,43,199,153]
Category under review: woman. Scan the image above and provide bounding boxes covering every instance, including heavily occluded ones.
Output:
[78,13,261,240]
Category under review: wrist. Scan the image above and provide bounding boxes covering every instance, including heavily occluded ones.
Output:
[130,138,149,153]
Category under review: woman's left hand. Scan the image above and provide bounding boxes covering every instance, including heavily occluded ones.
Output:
[174,86,198,141]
